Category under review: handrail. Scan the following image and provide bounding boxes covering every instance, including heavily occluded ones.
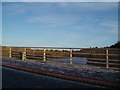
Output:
[1,46,120,70]
[1,46,120,50]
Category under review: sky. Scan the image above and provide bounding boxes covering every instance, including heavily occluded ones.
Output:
[2,2,118,48]
[0,2,1,45]
[1,0,120,2]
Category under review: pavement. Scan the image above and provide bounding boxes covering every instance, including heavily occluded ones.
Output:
[2,66,108,88]
[2,57,120,83]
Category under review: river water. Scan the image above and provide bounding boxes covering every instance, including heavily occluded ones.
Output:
[48,57,88,65]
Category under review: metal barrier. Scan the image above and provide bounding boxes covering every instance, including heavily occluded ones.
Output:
[1,46,120,70]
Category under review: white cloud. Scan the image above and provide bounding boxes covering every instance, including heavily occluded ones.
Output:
[100,21,118,35]
[100,22,117,28]
[3,2,117,17]
[3,3,27,16]
[58,2,117,11]
[26,15,81,27]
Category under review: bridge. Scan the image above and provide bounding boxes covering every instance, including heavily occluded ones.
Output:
[1,46,120,88]
[1,46,120,70]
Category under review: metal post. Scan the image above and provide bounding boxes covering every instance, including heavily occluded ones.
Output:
[70,49,72,64]
[9,48,12,57]
[43,49,46,63]
[106,49,109,68]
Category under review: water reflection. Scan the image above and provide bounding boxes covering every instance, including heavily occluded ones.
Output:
[48,57,87,65]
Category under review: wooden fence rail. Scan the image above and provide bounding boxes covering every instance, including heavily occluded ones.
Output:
[1,46,120,70]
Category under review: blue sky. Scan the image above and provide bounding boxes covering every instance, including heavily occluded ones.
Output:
[2,0,120,2]
[0,2,1,45]
[2,2,118,48]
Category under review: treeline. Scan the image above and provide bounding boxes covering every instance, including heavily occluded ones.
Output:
[109,41,120,48]
[86,42,120,68]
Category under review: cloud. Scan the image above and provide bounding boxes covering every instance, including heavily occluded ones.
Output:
[3,3,27,16]
[26,15,81,27]
[58,2,117,11]
[3,1,118,48]
[3,3,50,15]
[100,21,118,35]
[2,3,58,15]
[100,22,117,28]
[3,2,117,17]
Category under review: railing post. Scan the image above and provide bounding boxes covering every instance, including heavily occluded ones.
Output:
[9,48,12,57]
[24,48,26,60]
[22,48,26,60]
[43,49,46,63]
[106,49,109,68]
[70,49,72,64]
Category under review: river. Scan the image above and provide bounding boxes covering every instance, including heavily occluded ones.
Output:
[48,57,88,65]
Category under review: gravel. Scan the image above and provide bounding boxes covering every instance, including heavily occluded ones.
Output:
[1,57,120,82]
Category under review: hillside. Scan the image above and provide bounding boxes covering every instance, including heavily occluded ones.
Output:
[109,41,120,48]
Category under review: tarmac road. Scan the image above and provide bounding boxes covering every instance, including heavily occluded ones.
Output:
[2,66,108,88]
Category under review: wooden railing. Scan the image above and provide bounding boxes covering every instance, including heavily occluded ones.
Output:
[1,46,120,70]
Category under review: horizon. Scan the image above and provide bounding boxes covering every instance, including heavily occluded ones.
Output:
[2,2,118,48]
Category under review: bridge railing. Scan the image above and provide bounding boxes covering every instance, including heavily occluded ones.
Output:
[1,46,120,70]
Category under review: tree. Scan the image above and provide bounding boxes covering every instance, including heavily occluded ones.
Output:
[110,41,120,48]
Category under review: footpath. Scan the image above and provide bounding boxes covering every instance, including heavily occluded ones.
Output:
[1,57,120,88]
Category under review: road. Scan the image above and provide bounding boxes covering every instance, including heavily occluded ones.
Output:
[2,66,108,88]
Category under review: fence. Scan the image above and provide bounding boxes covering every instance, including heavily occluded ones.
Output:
[1,46,120,70]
